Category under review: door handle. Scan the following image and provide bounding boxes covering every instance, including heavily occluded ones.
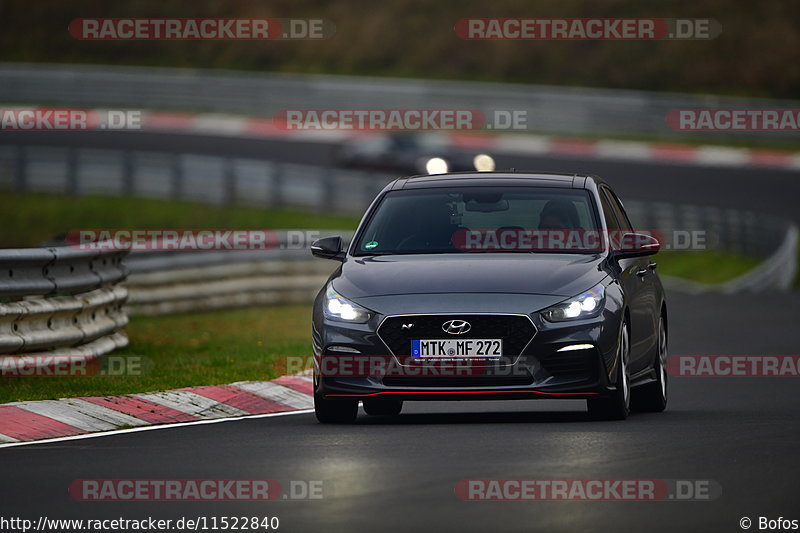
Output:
[648,262,658,271]
[636,269,648,278]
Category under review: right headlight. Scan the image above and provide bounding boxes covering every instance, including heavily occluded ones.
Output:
[541,284,605,322]
[323,284,372,323]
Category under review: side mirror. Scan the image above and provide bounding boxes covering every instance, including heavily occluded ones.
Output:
[611,232,660,259]
[311,236,346,261]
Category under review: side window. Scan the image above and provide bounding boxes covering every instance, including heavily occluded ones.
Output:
[600,188,632,233]
[599,189,621,232]
[605,189,634,232]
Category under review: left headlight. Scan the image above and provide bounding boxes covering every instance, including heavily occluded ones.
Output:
[541,284,605,322]
[324,284,372,323]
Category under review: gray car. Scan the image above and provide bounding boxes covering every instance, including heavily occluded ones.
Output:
[310,172,668,423]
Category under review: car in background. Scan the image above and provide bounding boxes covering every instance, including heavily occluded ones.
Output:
[334,133,495,175]
[310,171,667,423]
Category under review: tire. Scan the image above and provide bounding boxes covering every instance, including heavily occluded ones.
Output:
[314,393,358,424]
[631,315,668,413]
[588,319,630,421]
[363,397,403,416]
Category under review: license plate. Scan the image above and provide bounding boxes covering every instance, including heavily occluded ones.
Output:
[411,339,502,357]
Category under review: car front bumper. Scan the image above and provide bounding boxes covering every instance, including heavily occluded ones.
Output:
[312,302,624,401]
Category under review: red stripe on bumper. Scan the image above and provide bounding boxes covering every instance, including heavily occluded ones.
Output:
[327,390,599,397]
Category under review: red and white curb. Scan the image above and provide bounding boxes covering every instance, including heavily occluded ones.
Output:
[0,375,313,445]
[4,106,797,170]
[449,134,800,170]
[135,110,800,171]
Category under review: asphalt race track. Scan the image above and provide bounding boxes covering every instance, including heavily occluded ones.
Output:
[2,132,799,533]
[2,293,799,532]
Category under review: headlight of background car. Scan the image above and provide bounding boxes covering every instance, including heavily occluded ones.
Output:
[473,153,495,171]
[541,284,605,322]
[425,157,449,174]
[324,285,372,323]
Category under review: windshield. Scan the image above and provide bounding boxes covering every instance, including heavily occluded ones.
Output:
[353,187,602,255]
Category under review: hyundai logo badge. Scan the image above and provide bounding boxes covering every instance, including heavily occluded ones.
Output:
[442,319,471,335]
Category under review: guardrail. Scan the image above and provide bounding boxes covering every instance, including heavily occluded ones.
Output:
[0,143,796,305]
[2,62,799,141]
[123,233,353,315]
[660,226,798,294]
[623,201,790,260]
[624,201,798,293]
[0,248,129,366]
[0,144,387,214]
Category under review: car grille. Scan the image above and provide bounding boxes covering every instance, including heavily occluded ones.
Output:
[383,373,533,388]
[377,314,536,357]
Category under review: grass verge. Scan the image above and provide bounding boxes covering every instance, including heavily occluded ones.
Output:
[655,251,761,285]
[0,193,360,248]
[0,305,314,403]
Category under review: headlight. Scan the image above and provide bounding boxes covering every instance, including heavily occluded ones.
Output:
[541,284,605,322]
[473,154,495,171]
[324,285,372,323]
[425,157,449,174]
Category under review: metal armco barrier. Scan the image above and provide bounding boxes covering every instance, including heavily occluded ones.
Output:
[0,145,387,214]
[625,201,798,293]
[0,248,129,364]
[0,140,795,295]
[658,225,798,294]
[122,232,354,315]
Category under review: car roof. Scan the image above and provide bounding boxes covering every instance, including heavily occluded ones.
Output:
[389,171,608,191]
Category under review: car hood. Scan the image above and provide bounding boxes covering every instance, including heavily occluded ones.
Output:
[332,253,607,299]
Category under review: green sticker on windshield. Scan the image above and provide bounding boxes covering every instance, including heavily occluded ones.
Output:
[365,241,379,249]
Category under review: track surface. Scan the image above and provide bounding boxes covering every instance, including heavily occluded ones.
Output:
[2,132,799,533]
[2,294,799,533]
